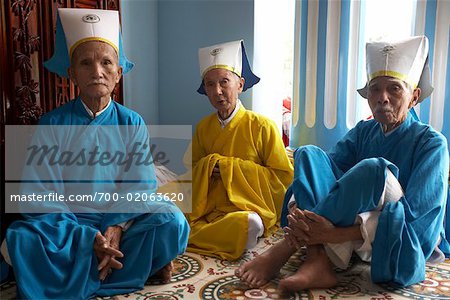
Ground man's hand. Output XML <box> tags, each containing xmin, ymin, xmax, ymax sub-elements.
<box><xmin>284</xmin><ymin>208</ymin><xmax>336</xmax><ymax>246</ymax></box>
<box><xmin>93</xmin><ymin>226</ymin><xmax>124</xmax><ymax>280</ymax></box>
<box><xmin>283</xmin><ymin>208</ymin><xmax>310</xmax><ymax>247</ymax></box>
<box><xmin>302</xmin><ymin>210</ymin><xmax>363</xmax><ymax>244</ymax></box>
<box><xmin>300</xmin><ymin>210</ymin><xmax>335</xmax><ymax>245</ymax></box>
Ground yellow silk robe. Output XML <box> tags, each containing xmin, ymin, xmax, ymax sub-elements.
<box><xmin>187</xmin><ymin>105</ymin><xmax>293</xmax><ymax>260</ymax></box>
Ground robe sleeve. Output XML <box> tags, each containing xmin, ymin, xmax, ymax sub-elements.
<box><xmin>100</xmin><ymin>122</ymin><xmax>161</xmax><ymax>231</ymax></box>
<box><xmin>19</xmin><ymin>124</ymin><xmax>74</xmax><ymax>218</ymax></box>
<box><xmin>188</xmin><ymin>153</ymin><xmax>221</xmax><ymax>221</ymax></box>
<box><xmin>371</xmin><ymin>132</ymin><xmax>449</xmax><ymax>286</ymax></box>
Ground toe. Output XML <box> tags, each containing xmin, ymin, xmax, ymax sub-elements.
<box><xmin>249</xmin><ymin>276</ymin><xmax>259</xmax><ymax>288</ymax></box>
<box><xmin>235</xmin><ymin>268</ymin><xmax>241</xmax><ymax>277</ymax></box>
<box><xmin>255</xmin><ymin>279</ymin><xmax>265</xmax><ymax>288</ymax></box>
<box><xmin>241</xmin><ymin>271</ymin><xmax>250</xmax><ymax>282</ymax></box>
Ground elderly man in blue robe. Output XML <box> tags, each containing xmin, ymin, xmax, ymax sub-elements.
<box><xmin>1</xmin><ymin>8</ymin><xmax>189</xmax><ymax>299</ymax></box>
<box><xmin>236</xmin><ymin>35</ymin><xmax>449</xmax><ymax>291</ymax></box>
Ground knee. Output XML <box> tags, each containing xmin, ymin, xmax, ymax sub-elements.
<box><xmin>174</xmin><ymin>210</ymin><xmax>190</xmax><ymax>236</ymax></box>
<box><xmin>353</xmin><ymin>158</ymin><xmax>386</xmax><ymax>173</ymax></box>
<box><xmin>353</xmin><ymin>157</ymin><xmax>398</xmax><ymax>184</ymax></box>
<box><xmin>294</xmin><ymin>145</ymin><xmax>325</xmax><ymax>161</ymax></box>
<box><xmin>348</xmin><ymin>158</ymin><xmax>385</xmax><ymax>183</ymax></box>
<box><xmin>293</xmin><ymin>145</ymin><xmax>328</xmax><ymax>168</ymax></box>
<box><xmin>164</xmin><ymin>210</ymin><xmax>190</xmax><ymax>246</ymax></box>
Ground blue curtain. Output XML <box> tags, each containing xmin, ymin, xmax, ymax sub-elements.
<box><xmin>290</xmin><ymin>0</ymin><xmax>362</xmax><ymax>150</ymax></box>
<box><xmin>414</xmin><ymin>0</ymin><xmax>450</xmax><ymax>153</ymax></box>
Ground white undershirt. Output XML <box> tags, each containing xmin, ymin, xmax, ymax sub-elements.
<box><xmin>81</xmin><ymin>98</ymin><xmax>112</xmax><ymax>119</ymax></box>
<box><xmin>381</xmin><ymin>123</ymin><xmax>400</xmax><ymax>137</ymax></box>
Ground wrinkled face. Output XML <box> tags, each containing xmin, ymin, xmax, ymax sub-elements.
<box><xmin>203</xmin><ymin>68</ymin><xmax>244</xmax><ymax>112</ymax></box>
<box><xmin>367</xmin><ymin>76</ymin><xmax>419</xmax><ymax>128</ymax></box>
<box><xmin>69</xmin><ymin>41</ymin><xmax>122</xmax><ymax>100</ymax></box>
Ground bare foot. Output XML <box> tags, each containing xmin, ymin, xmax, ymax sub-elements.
<box><xmin>235</xmin><ymin>239</ymin><xmax>296</xmax><ymax>288</ymax></box>
<box><xmin>278</xmin><ymin>245</ymin><xmax>337</xmax><ymax>292</ymax></box>
<box><xmin>154</xmin><ymin>261</ymin><xmax>174</xmax><ymax>283</ymax></box>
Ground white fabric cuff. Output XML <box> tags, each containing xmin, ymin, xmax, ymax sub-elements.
<box><xmin>116</xmin><ymin>220</ymin><xmax>133</xmax><ymax>231</ymax></box>
<box><xmin>324</xmin><ymin>241</ymin><xmax>354</xmax><ymax>269</ymax></box>
<box><xmin>155</xmin><ymin>163</ymin><xmax>178</xmax><ymax>187</ymax></box>
<box><xmin>288</xmin><ymin>194</ymin><xmax>297</xmax><ymax>213</ymax></box>
<box><xmin>246</xmin><ymin>212</ymin><xmax>264</xmax><ymax>250</ymax></box>
<box><xmin>354</xmin><ymin>168</ymin><xmax>404</xmax><ymax>262</ymax></box>
<box><xmin>1</xmin><ymin>239</ymin><xmax>11</xmax><ymax>266</ymax></box>
<box><xmin>354</xmin><ymin>211</ymin><xmax>380</xmax><ymax>261</ymax></box>
<box><xmin>383</xmin><ymin>168</ymin><xmax>404</xmax><ymax>203</ymax></box>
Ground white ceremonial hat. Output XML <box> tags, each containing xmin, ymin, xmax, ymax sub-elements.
<box><xmin>199</xmin><ymin>40</ymin><xmax>243</xmax><ymax>78</ymax></box>
<box><xmin>59</xmin><ymin>8</ymin><xmax>120</xmax><ymax>58</ymax></box>
<box><xmin>44</xmin><ymin>8</ymin><xmax>134</xmax><ymax>77</ymax></box>
<box><xmin>358</xmin><ymin>36</ymin><xmax>433</xmax><ymax>103</ymax></box>
<box><xmin>197</xmin><ymin>40</ymin><xmax>260</xmax><ymax>94</ymax></box>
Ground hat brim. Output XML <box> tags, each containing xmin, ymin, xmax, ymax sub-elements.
<box><xmin>357</xmin><ymin>57</ymin><xmax>433</xmax><ymax>103</ymax></box>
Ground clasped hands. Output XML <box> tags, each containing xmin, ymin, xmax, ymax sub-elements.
<box><xmin>283</xmin><ymin>207</ymin><xmax>336</xmax><ymax>248</ymax></box>
<box><xmin>93</xmin><ymin>225</ymin><xmax>124</xmax><ymax>281</ymax></box>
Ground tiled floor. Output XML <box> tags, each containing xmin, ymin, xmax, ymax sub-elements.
<box><xmin>2</xmin><ymin>229</ymin><xmax>450</xmax><ymax>299</ymax></box>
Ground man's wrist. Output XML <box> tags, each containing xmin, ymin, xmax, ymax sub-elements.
<box><xmin>325</xmin><ymin>227</ymin><xmax>339</xmax><ymax>243</ymax></box>
<box><xmin>331</xmin><ymin>226</ymin><xmax>363</xmax><ymax>244</ymax></box>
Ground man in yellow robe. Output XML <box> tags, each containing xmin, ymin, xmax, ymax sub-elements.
<box><xmin>187</xmin><ymin>40</ymin><xmax>293</xmax><ymax>260</ymax></box>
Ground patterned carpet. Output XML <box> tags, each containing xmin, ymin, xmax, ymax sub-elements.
<box><xmin>1</xmin><ymin>229</ymin><xmax>450</xmax><ymax>299</ymax></box>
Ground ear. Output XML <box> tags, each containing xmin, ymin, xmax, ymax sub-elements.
<box><xmin>409</xmin><ymin>87</ymin><xmax>421</xmax><ymax>108</ymax></box>
<box><xmin>115</xmin><ymin>67</ymin><xmax>123</xmax><ymax>84</ymax></box>
<box><xmin>68</xmin><ymin>67</ymin><xmax>77</xmax><ymax>85</ymax></box>
<box><xmin>238</xmin><ymin>77</ymin><xmax>245</xmax><ymax>93</ymax></box>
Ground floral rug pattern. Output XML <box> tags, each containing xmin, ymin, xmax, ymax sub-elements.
<box><xmin>1</xmin><ymin>229</ymin><xmax>450</xmax><ymax>300</ymax></box>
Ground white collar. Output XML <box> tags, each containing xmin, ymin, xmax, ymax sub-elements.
<box><xmin>218</xmin><ymin>100</ymin><xmax>241</xmax><ymax>128</ymax></box>
<box><xmin>380</xmin><ymin>123</ymin><xmax>400</xmax><ymax>137</ymax></box>
<box><xmin>81</xmin><ymin>98</ymin><xmax>111</xmax><ymax>119</ymax></box>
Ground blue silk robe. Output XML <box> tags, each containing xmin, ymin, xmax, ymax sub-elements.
<box><xmin>6</xmin><ymin>98</ymin><xmax>189</xmax><ymax>299</ymax></box>
<box><xmin>282</xmin><ymin>111</ymin><xmax>449</xmax><ymax>286</ymax></box>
